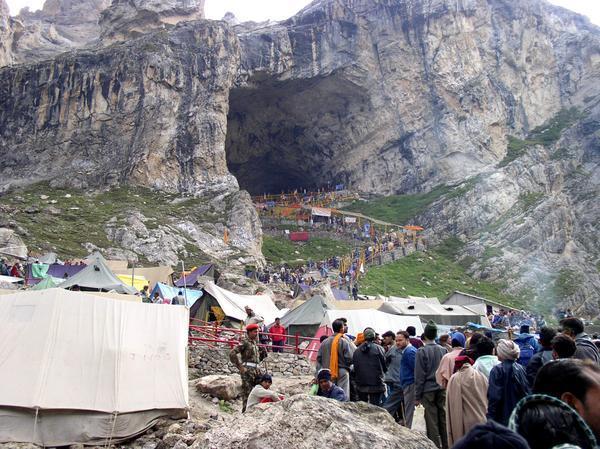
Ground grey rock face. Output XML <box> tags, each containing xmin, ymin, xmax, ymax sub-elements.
<box><xmin>0</xmin><ymin>21</ymin><xmax>239</xmax><ymax>196</ymax></box>
<box><xmin>8</xmin><ymin>0</ymin><xmax>111</xmax><ymax>65</ymax></box>
<box><xmin>99</xmin><ymin>0</ymin><xmax>205</xmax><ymax>44</ymax></box>
<box><xmin>203</xmin><ymin>394</ymin><xmax>436</xmax><ymax>449</ymax></box>
<box><xmin>419</xmin><ymin>102</ymin><xmax>600</xmax><ymax>317</ymax></box>
<box><xmin>0</xmin><ymin>0</ymin><xmax>13</xmax><ymax>66</ymax></box>
<box><xmin>227</xmin><ymin>0</ymin><xmax>600</xmax><ymax>195</ymax></box>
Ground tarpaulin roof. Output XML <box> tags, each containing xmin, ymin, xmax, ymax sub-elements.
<box><xmin>203</xmin><ymin>281</ymin><xmax>280</xmax><ymax>324</ymax></box>
<box><xmin>387</xmin><ymin>295</ymin><xmax>441</xmax><ymax>305</ymax></box>
<box><xmin>175</xmin><ymin>264</ymin><xmax>214</xmax><ymax>287</ymax></box>
<box><xmin>30</xmin><ymin>277</ymin><xmax>62</xmax><ymax>290</ymax></box>
<box><xmin>59</xmin><ymin>254</ymin><xmax>138</xmax><ymax>295</ymax></box>
<box><xmin>80</xmin><ymin>291</ymin><xmax>142</xmax><ymax>303</ymax></box>
<box><xmin>150</xmin><ymin>282</ymin><xmax>203</xmax><ymax>308</ymax></box>
<box><xmin>280</xmin><ymin>295</ymin><xmax>333</xmax><ymax>327</ymax></box>
<box><xmin>0</xmin><ymin>289</ymin><xmax>189</xmax><ymax>414</ymax></box>
<box><xmin>115</xmin><ymin>266</ymin><xmax>174</xmax><ymax>288</ymax></box>
<box><xmin>47</xmin><ymin>263</ymin><xmax>86</xmax><ymax>279</ymax></box>
<box><xmin>311</xmin><ymin>207</ymin><xmax>332</xmax><ymax>217</ymax></box>
<box><xmin>0</xmin><ymin>275</ymin><xmax>23</xmax><ymax>284</ymax></box>
<box><xmin>378</xmin><ymin>301</ymin><xmax>484</xmax><ymax>326</ymax></box>
<box><xmin>117</xmin><ymin>274</ymin><xmax>149</xmax><ymax>292</ymax></box>
<box><xmin>331</xmin><ymin>288</ymin><xmax>349</xmax><ymax>300</ymax></box>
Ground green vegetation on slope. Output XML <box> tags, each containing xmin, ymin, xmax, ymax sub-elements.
<box><xmin>0</xmin><ymin>182</ymin><xmax>217</xmax><ymax>260</ymax></box>
<box><xmin>499</xmin><ymin>108</ymin><xmax>584</xmax><ymax>167</ymax></box>
<box><xmin>360</xmin><ymin>250</ymin><xmax>524</xmax><ymax>308</ymax></box>
<box><xmin>342</xmin><ymin>179</ymin><xmax>477</xmax><ymax>225</ymax></box>
<box><xmin>553</xmin><ymin>269</ymin><xmax>583</xmax><ymax>299</ymax></box>
<box><xmin>262</xmin><ymin>235</ymin><xmax>354</xmax><ymax>266</ymax></box>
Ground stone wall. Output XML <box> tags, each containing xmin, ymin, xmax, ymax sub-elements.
<box><xmin>189</xmin><ymin>345</ymin><xmax>313</xmax><ymax>376</ymax></box>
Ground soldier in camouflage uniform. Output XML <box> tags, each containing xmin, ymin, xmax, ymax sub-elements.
<box><xmin>229</xmin><ymin>323</ymin><xmax>268</xmax><ymax>412</ymax></box>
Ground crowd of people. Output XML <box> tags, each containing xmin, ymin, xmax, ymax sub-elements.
<box><xmin>229</xmin><ymin>314</ymin><xmax>600</xmax><ymax>448</ymax></box>
<box><xmin>250</xmin><ymin>227</ymin><xmax>422</xmax><ymax>298</ymax></box>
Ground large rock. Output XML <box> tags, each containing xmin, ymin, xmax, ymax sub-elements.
<box><xmin>100</xmin><ymin>0</ymin><xmax>205</xmax><ymax>44</ymax></box>
<box><xmin>202</xmin><ymin>394</ymin><xmax>436</xmax><ymax>449</ymax></box>
<box><xmin>0</xmin><ymin>227</ymin><xmax>27</xmax><ymax>259</ymax></box>
<box><xmin>8</xmin><ymin>0</ymin><xmax>111</xmax><ymax>66</ymax></box>
<box><xmin>0</xmin><ymin>0</ymin><xmax>13</xmax><ymax>66</ymax></box>
<box><xmin>195</xmin><ymin>374</ymin><xmax>241</xmax><ymax>401</ymax></box>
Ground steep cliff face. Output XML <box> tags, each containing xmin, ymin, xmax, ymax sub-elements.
<box><xmin>2</xmin><ymin>0</ymin><xmax>207</xmax><ymax>66</ymax></box>
<box><xmin>99</xmin><ymin>0</ymin><xmax>205</xmax><ymax>44</ymax></box>
<box><xmin>9</xmin><ymin>0</ymin><xmax>111</xmax><ymax>65</ymax></box>
<box><xmin>226</xmin><ymin>0</ymin><xmax>599</xmax><ymax>195</ymax></box>
<box><xmin>0</xmin><ymin>20</ymin><xmax>239</xmax><ymax>195</ymax></box>
<box><xmin>418</xmin><ymin>102</ymin><xmax>600</xmax><ymax>317</ymax></box>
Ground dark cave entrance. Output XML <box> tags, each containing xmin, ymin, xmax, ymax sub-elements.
<box><xmin>225</xmin><ymin>74</ymin><xmax>371</xmax><ymax>196</ymax></box>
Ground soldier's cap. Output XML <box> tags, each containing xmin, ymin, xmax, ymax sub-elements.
<box><xmin>246</xmin><ymin>323</ymin><xmax>259</xmax><ymax>332</ymax></box>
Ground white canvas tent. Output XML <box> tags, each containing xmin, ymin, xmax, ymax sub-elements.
<box><xmin>378</xmin><ymin>301</ymin><xmax>487</xmax><ymax>326</ymax></box>
<box><xmin>319</xmin><ymin>309</ymin><xmax>424</xmax><ymax>336</ymax></box>
<box><xmin>305</xmin><ymin>309</ymin><xmax>423</xmax><ymax>361</ymax></box>
<box><xmin>0</xmin><ymin>289</ymin><xmax>189</xmax><ymax>446</ymax></box>
<box><xmin>202</xmin><ymin>281</ymin><xmax>280</xmax><ymax>325</ymax></box>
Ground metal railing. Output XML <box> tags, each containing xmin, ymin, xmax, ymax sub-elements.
<box><xmin>188</xmin><ymin>318</ymin><xmax>321</xmax><ymax>355</ymax></box>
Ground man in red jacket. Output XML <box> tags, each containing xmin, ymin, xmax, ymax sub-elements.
<box><xmin>269</xmin><ymin>317</ymin><xmax>287</xmax><ymax>353</ymax></box>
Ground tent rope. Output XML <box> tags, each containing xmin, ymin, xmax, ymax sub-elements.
<box><xmin>32</xmin><ymin>407</ymin><xmax>39</xmax><ymax>445</ymax></box>
<box><xmin>105</xmin><ymin>411</ymin><xmax>119</xmax><ymax>449</ymax></box>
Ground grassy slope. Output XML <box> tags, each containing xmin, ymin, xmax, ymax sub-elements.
<box><xmin>0</xmin><ymin>182</ymin><xmax>216</xmax><ymax>262</ymax></box>
<box><xmin>262</xmin><ymin>235</ymin><xmax>354</xmax><ymax>266</ymax></box>
<box><xmin>360</xmin><ymin>250</ymin><xmax>524</xmax><ymax>308</ymax></box>
<box><xmin>342</xmin><ymin>185</ymin><xmax>452</xmax><ymax>224</ymax></box>
<box><xmin>499</xmin><ymin>107</ymin><xmax>583</xmax><ymax>167</ymax></box>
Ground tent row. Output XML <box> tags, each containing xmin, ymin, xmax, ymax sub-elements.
<box><xmin>280</xmin><ymin>293</ymin><xmax>490</xmax><ymax>339</ymax></box>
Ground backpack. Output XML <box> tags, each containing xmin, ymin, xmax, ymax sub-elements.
<box><xmin>516</xmin><ymin>340</ymin><xmax>535</xmax><ymax>367</ymax></box>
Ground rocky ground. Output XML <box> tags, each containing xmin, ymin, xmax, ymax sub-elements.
<box><xmin>0</xmin><ymin>374</ymin><xmax>429</xmax><ymax>449</ymax></box>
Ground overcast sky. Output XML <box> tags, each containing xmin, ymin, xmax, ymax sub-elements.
<box><xmin>5</xmin><ymin>0</ymin><xmax>600</xmax><ymax>25</ymax></box>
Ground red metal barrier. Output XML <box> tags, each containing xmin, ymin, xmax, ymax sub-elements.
<box><xmin>188</xmin><ymin>320</ymin><xmax>321</xmax><ymax>355</ymax></box>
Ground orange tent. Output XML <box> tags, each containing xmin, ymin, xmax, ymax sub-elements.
<box><xmin>403</xmin><ymin>225</ymin><xmax>424</xmax><ymax>231</ymax></box>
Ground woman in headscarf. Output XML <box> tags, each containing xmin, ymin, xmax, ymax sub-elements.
<box><xmin>509</xmin><ymin>394</ymin><xmax>597</xmax><ymax>449</ymax></box>
<box><xmin>445</xmin><ymin>355</ymin><xmax>489</xmax><ymax>446</ymax></box>
<box><xmin>487</xmin><ymin>339</ymin><xmax>531</xmax><ymax>425</ymax></box>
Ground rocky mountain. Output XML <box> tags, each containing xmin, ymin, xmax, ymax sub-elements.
<box><xmin>0</xmin><ymin>0</ymin><xmax>598</xmax><ymax>315</ymax></box>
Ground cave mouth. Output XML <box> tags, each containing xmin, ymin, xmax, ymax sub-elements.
<box><xmin>225</xmin><ymin>74</ymin><xmax>370</xmax><ymax>196</ymax></box>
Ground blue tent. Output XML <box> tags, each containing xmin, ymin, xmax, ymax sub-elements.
<box><xmin>150</xmin><ymin>282</ymin><xmax>203</xmax><ymax>307</ymax></box>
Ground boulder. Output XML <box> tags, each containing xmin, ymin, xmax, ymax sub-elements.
<box><xmin>202</xmin><ymin>394</ymin><xmax>436</xmax><ymax>449</ymax></box>
<box><xmin>195</xmin><ymin>374</ymin><xmax>241</xmax><ymax>401</ymax></box>
<box><xmin>0</xmin><ymin>227</ymin><xmax>27</xmax><ymax>259</ymax></box>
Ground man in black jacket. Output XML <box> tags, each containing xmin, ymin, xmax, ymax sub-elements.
<box><xmin>526</xmin><ymin>326</ymin><xmax>556</xmax><ymax>385</ymax></box>
<box><xmin>352</xmin><ymin>327</ymin><xmax>386</xmax><ymax>405</ymax></box>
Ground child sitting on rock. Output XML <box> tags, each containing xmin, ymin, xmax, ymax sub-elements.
<box><xmin>245</xmin><ymin>374</ymin><xmax>284</xmax><ymax>411</ymax></box>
